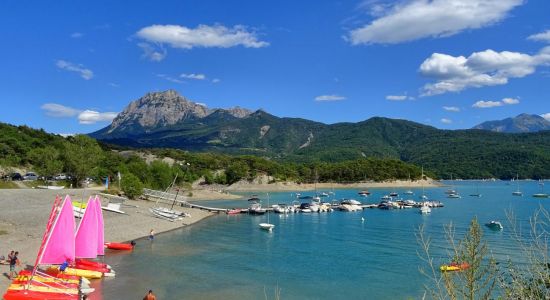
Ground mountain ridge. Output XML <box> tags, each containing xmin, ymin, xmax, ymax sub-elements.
<box><xmin>473</xmin><ymin>113</ymin><xmax>550</xmax><ymax>133</ymax></box>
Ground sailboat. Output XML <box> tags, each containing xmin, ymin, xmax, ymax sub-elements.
<box><xmin>469</xmin><ymin>182</ymin><xmax>482</xmax><ymax>197</ymax></box>
<box><xmin>447</xmin><ymin>174</ymin><xmax>461</xmax><ymax>198</ymax></box>
<box><xmin>259</xmin><ymin>193</ymin><xmax>275</xmax><ymax>231</ymax></box>
<box><xmin>419</xmin><ymin>167</ymin><xmax>428</xmax><ymax>200</ymax></box>
<box><xmin>533</xmin><ymin>181</ymin><xmax>549</xmax><ymax>198</ymax></box>
<box><xmin>512</xmin><ymin>173</ymin><xmax>522</xmax><ymax>196</ymax></box>
<box><xmin>404</xmin><ymin>173</ymin><xmax>414</xmax><ymax>195</ymax></box>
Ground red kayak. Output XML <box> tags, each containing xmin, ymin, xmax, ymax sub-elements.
<box><xmin>73</xmin><ymin>262</ymin><xmax>110</xmax><ymax>273</ymax></box>
<box><xmin>105</xmin><ymin>242</ymin><xmax>133</xmax><ymax>250</ymax></box>
<box><xmin>76</xmin><ymin>258</ymin><xmax>109</xmax><ymax>269</ymax></box>
<box><xmin>3</xmin><ymin>290</ymin><xmax>78</xmax><ymax>300</ymax></box>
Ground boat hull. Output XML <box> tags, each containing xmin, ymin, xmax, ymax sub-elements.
<box><xmin>105</xmin><ymin>242</ymin><xmax>133</xmax><ymax>250</ymax></box>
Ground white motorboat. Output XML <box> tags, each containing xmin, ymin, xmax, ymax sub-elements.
<box><xmin>404</xmin><ymin>190</ymin><xmax>414</xmax><ymax>195</ymax></box>
<box><xmin>259</xmin><ymin>223</ymin><xmax>275</xmax><ymax>231</ymax></box>
<box><xmin>420</xmin><ymin>204</ymin><xmax>431</xmax><ymax>214</ymax></box>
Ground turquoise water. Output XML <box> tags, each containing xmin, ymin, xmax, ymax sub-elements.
<box><xmin>94</xmin><ymin>181</ymin><xmax>549</xmax><ymax>299</ymax></box>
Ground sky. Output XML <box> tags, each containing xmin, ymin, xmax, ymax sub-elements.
<box><xmin>0</xmin><ymin>0</ymin><xmax>549</xmax><ymax>134</ymax></box>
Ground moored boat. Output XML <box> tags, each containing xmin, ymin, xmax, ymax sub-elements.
<box><xmin>485</xmin><ymin>221</ymin><xmax>503</xmax><ymax>231</ymax></box>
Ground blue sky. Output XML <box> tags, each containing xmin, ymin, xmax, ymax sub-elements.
<box><xmin>0</xmin><ymin>0</ymin><xmax>549</xmax><ymax>134</ymax></box>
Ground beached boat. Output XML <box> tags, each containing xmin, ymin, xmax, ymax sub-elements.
<box><xmin>105</xmin><ymin>242</ymin><xmax>133</xmax><ymax>250</ymax></box>
<box><xmin>37</xmin><ymin>185</ymin><xmax>65</xmax><ymax>190</ymax></box>
<box><xmin>485</xmin><ymin>221</ymin><xmax>503</xmax><ymax>231</ymax></box>
<box><xmin>102</xmin><ymin>202</ymin><xmax>126</xmax><ymax>214</ymax></box>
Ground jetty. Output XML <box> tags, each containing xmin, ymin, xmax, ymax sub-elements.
<box><xmin>142</xmin><ymin>188</ymin><xmax>228</xmax><ymax>213</ymax></box>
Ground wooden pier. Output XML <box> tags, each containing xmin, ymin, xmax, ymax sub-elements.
<box><xmin>142</xmin><ymin>188</ymin><xmax>229</xmax><ymax>213</ymax></box>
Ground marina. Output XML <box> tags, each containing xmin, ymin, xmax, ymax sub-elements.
<box><xmin>96</xmin><ymin>180</ymin><xmax>549</xmax><ymax>299</ymax></box>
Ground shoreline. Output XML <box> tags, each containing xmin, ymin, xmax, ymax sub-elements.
<box><xmin>0</xmin><ymin>189</ymin><xmax>213</xmax><ymax>293</ymax></box>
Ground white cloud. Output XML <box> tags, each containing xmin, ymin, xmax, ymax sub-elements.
<box><xmin>156</xmin><ymin>73</ymin><xmax>183</xmax><ymax>84</ymax></box>
<box><xmin>472</xmin><ymin>100</ymin><xmax>503</xmax><ymax>108</ymax></box>
<box><xmin>502</xmin><ymin>97</ymin><xmax>520</xmax><ymax>105</ymax></box>
<box><xmin>314</xmin><ymin>94</ymin><xmax>346</xmax><ymax>101</ymax></box>
<box><xmin>41</xmin><ymin>103</ymin><xmax>81</xmax><ymax>117</ymax></box>
<box><xmin>419</xmin><ymin>48</ymin><xmax>550</xmax><ymax>96</ymax></box>
<box><xmin>386</xmin><ymin>95</ymin><xmax>407</xmax><ymax>101</ymax></box>
<box><xmin>472</xmin><ymin>97</ymin><xmax>519</xmax><ymax>108</ymax></box>
<box><xmin>440</xmin><ymin>118</ymin><xmax>452</xmax><ymax>124</ymax></box>
<box><xmin>136</xmin><ymin>24</ymin><xmax>268</xmax><ymax>55</ymax></box>
<box><xmin>78</xmin><ymin>110</ymin><xmax>118</xmax><ymax>124</ymax></box>
<box><xmin>56</xmin><ymin>60</ymin><xmax>94</xmax><ymax>80</ymax></box>
<box><xmin>528</xmin><ymin>30</ymin><xmax>550</xmax><ymax>43</ymax></box>
<box><xmin>70</xmin><ymin>32</ymin><xmax>83</xmax><ymax>38</ymax></box>
<box><xmin>443</xmin><ymin>106</ymin><xmax>460</xmax><ymax>112</ymax></box>
<box><xmin>181</xmin><ymin>73</ymin><xmax>206</xmax><ymax>80</ymax></box>
<box><xmin>212</xmin><ymin>78</ymin><xmax>221</xmax><ymax>83</ymax></box>
<box><xmin>138</xmin><ymin>42</ymin><xmax>167</xmax><ymax>62</ymax></box>
<box><xmin>348</xmin><ymin>0</ymin><xmax>523</xmax><ymax>45</ymax></box>
<box><xmin>541</xmin><ymin>113</ymin><xmax>550</xmax><ymax>121</ymax></box>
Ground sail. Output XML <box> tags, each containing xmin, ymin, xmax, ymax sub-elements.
<box><xmin>75</xmin><ymin>197</ymin><xmax>98</xmax><ymax>258</ymax></box>
<box><xmin>39</xmin><ymin>195</ymin><xmax>76</xmax><ymax>264</ymax></box>
<box><xmin>95</xmin><ymin>196</ymin><xmax>105</xmax><ymax>255</ymax></box>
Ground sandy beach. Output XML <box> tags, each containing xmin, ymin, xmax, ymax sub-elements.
<box><xmin>0</xmin><ymin>188</ymin><xmax>213</xmax><ymax>293</ymax></box>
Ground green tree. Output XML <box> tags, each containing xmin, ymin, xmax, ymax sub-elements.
<box><xmin>120</xmin><ymin>173</ymin><xmax>143</xmax><ymax>199</ymax></box>
<box><xmin>28</xmin><ymin>146</ymin><xmax>63</xmax><ymax>183</ymax></box>
<box><xmin>63</xmin><ymin>135</ymin><xmax>103</xmax><ymax>187</ymax></box>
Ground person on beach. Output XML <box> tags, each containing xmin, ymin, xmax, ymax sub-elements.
<box><xmin>149</xmin><ymin>229</ymin><xmax>155</xmax><ymax>240</ymax></box>
<box><xmin>8</xmin><ymin>251</ymin><xmax>20</xmax><ymax>279</ymax></box>
<box><xmin>143</xmin><ymin>290</ymin><xmax>156</xmax><ymax>300</ymax></box>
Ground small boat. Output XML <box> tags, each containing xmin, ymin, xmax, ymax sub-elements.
<box><xmin>389</xmin><ymin>192</ymin><xmax>398</xmax><ymax>197</ymax></box>
<box><xmin>105</xmin><ymin>242</ymin><xmax>134</xmax><ymax>250</ymax></box>
<box><xmin>102</xmin><ymin>202</ymin><xmax>126</xmax><ymax>214</ymax></box>
<box><xmin>447</xmin><ymin>193</ymin><xmax>461</xmax><ymax>199</ymax></box>
<box><xmin>533</xmin><ymin>193</ymin><xmax>549</xmax><ymax>198</ymax></box>
<box><xmin>358</xmin><ymin>190</ymin><xmax>371</xmax><ymax>196</ymax></box>
<box><xmin>259</xmin><ymin>223</ymin><xmax>275</xmax><ymax>231</ymax></box>
<box><xmin>76</xmin><ymin>258</ymin><xmax>110</xmax><ymax>270</ymax></box>
<box><xmin>37</xmin><ymin>185</ymin><xmax>65</xmax><ymax>190</ymax></box>
<box><xmin>485</xmin><ymin>221</ymin><xmax>503</xmax><ymax>231</ymax></box>
<box><xmin>318</xmin><ymin>192</ymin><xmax>329</xmax><ymax>197</ymax></box>
<box><xmin>440</xmin><ymin>262</ymin><xmax>470</xmax><ymax>272</ymax></box>
<box><xmin>50</xmin><ymin>266</ymin><xmax>103</xmax><ymax>279</ymax></box>
<box><xmin>404</xmin><ymin>190</ymin><xmax>414</xmax><ymax>195</ymax></box>
<box><xmin>419</xmin><ymin>204</ymin><xmax>431</xmax><ymax>214</ymax></box>
<box><xmin>227</xmin><ymin>208</ymin><xmax>242</xmax><ymax>215</ymax></box>
<box><xmin>259</xmin><ymin>193</ymin><xmax>275</xmax><ymax>231</ymax></box>
<box><xmin>381</xmin><ymin>195</ymin><xmax>392</xmax><ymax>200</ymax></box>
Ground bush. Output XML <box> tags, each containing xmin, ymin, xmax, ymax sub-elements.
<box><xmin>121</xmin><ymin>173</ymin><xmax>143</xmax><ymax>199</ymax></box>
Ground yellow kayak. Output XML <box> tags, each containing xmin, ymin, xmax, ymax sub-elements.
<box><xmin>52</xmin><ymin>266</ymin><xmax>102</xmax><ymax>279</ymax></box>
<box><xmin>16</xmin><ymin>274</ymin><xmax>79</xmax><ymax>285</ymax></box>
<box><xmin>440</xmin><ymin>263</ymin><xmax>470</xmax><ymax>272</ymax></box>
<box><xmin>72</xmin><ymin>201</ymin><xmax>87</xmax><ymax>208</ymax></box>
<box><xmin>8</xmin><ymin>283</ymin><xmax>79</xmax><ymax>294</ymax></box>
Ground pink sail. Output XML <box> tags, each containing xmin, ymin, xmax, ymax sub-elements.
<box><xmin>75</xmin><ymin>196</ymin><xmax>98</xmax><ymax>258</ymax></box>
<box><xmin>39</xmin><ymin>195</ymin><xmax>76</xmax><ymax>264</ymax></box>
<box><xmin>95</xmin><ymin>196</ymin><xmax>105</xmax><ymax>255</ymax></box>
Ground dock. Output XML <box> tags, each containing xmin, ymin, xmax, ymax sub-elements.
<box><xmin>142</xmin><ymin>188</ymin><xmax>228</xmax><ymax>213</ymax></box>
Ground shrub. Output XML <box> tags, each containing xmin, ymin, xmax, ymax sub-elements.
<box><xmin>121</xmin><ymin>173</ymin><xmax>143</xmax><ymax>199</ymax></box>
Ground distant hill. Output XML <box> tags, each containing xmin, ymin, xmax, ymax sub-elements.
<box><xmin>90</xmin><ymin>90</ymin><xmax>550</xmax><ymax>179</ymax></box>
<box><xmin>473</xmin><ymin>113</ymin><xmax>550</xmax><ymax>133</ymax></box>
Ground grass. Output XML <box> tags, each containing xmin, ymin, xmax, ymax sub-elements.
<box><xmin>0</xmin><ymin>181</ymin><xmax>18</xmax><ymax>189</ymax></box>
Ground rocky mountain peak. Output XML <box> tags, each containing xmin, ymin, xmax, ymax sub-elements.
<box><xmin>473</xmin><ymin>113</ymin><xmax>550</xmax><ymax>133</ymax></box>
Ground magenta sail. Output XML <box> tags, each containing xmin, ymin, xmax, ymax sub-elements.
<box><xmin>39</xmin><ymin>195</ymin><xmax>76</xmax><ymax>264</ymax></box>
<box><xmin>95</xmin><ymin>196</ymin><xmax>105</xmax><ymax>256</ymax></box>
<box><xmin>75</xmin><ymin>197</ymin><xmax>98</xmax><ymax>258</ymax></box>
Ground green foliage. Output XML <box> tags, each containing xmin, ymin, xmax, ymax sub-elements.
<box><xmin>120</xmin><ymin>172</ymin><xmax>143</xmax><ymax>199</ymax></box>
<box><xmin>63</xmin><ymin>135</ymin><xmax>104</xmax><ymax>186</ymax></box>
<box><xmin>28</xmin><ymin>146</ymin><xmax>63</xmax><ymax>182</ymax></box>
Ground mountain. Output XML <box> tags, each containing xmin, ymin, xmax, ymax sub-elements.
<box><xmin>91</xmin><ymin>91</ymin><xmax>550</xmax><ymax>179</ymax></box>
<box><xmin>473</xmin><ymin>113</ymin><xmax>550</xmax><ymax>133</ymax></box>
